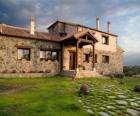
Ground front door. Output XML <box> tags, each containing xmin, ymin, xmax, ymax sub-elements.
<box><xmin>69</xmin><ymin>52</ymin><xmax>76</xmax><ymax>70</ymax></box>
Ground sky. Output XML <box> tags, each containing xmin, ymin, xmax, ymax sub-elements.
<box><xmin>0</xmin><ymin>0</ymin><xmax>140</xmax><ymax>66</ymax></box>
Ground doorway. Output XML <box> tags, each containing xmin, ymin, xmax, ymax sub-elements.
<box><xmin>69</xmin><ymin>52</ymin><xmax>76</xmax><ymax>70</ymax></box>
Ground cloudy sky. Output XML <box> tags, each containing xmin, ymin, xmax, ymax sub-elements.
<box><xmin>0</xmin><ymin>0</ymin><xmax>140</xmax><ymax>66</ymax></box>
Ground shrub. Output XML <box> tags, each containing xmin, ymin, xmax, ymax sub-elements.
<box><xmin>79</xmin><ymin>84</ymin><xmax>89</xmax><ymax>95</ymax></box>
<box><xmin>115</xmin><ymin>73</ymin><xmax>125</xmax><ymax>79</ymax></box>
<box><xmin>134</xmin><ymin>85</ymin><xmax>140</xmax><ymax>92</ymax></box>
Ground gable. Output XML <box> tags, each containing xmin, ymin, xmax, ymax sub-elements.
<box><xmin>74</xmin><ymin>31</ymin><xmax>98</xmax><ymax>43</ymax></box>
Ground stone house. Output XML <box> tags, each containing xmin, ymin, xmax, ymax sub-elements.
<box><xmin>0</xmin><ymin>17</ymin><xmax>124</xmax><ymax>77</ymax></box>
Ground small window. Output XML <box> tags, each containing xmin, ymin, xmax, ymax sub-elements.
<box><xmin>102</xmin><ymin>36</ymin><xmax>109</xmax><ymax>45</ymax></box>
<box><xmin>102</xmin><ymin>55</ymin><xmax>109</xmax><ymax>64</ymax></box>
<box><xmin>52</xmin><ymin>51</ymin><xmax>57</xmax><ymax>59</ymax></box>
<box><xmin>40</xmin><ymin>50</ymin><xmax>58</xmax><ymax>61</ymax></box>
<box><xmin>95</xmin><ymin>54</ymin><xmax>97</xmax><ymax>63</ymax></box>
<box><xmin>84</xmin><ymin>54</ymin><xmax>90</xmax><ymax>63</ymax></box>
<box><xmin>18</xmin><ymin>48</ymin><xmax>30</xmax><ymax>60</ymax></box>
<box><xmin>40</xmin><ymin>50</ymin><xmax>46</xmax><ymax>59</ymax></box>
<box><xmin>46</xmin><ymin>51</ymin><xmax>51</xmax><ymax>59</ymax></box>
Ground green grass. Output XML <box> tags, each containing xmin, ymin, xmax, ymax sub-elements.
<box><xmin>0</xmin><ymin>76</ymin><xmax>140</xmax><ymax>116</ymax></box>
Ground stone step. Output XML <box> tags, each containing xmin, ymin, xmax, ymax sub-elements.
<box><xmin>61</xmin><ymin>70</ymin><xmax>101</xmax><ymax>77</ymax></box>
<box><xmin>60</xmin><ymin>70</ymin><xmax>76</xmax><ymax>77</ymax></box>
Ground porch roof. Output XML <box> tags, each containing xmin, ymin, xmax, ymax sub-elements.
<box><xmin>60</xmin><ymin>30</ymin><xmax>98</xmax><ymax>43</ymax></box>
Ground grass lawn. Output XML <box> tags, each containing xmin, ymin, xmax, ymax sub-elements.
<box><xmin>0</xmin><ymin>76</ymin><xmax>140</xmax><ymax>116</ymax></box>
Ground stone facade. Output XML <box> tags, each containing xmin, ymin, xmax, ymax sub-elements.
<box><xmin>0</xmin><ymin>36</ymin><xmax>61</xmax><ymax>75</ymax></box>
<box><xmin>0</xmin><ymin>20</ymin><xmax>124</xmax><ymax>77</ymax></box>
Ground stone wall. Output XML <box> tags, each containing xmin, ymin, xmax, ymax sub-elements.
<box><xmin>0</xmin><ymin>35</ymin><xmax>61</xmax><ymax>75</ymax></box>
<box><xmin>82</xmin><ymin>46</ymin><xmax>124</xmax><ymax>75</ymax></box>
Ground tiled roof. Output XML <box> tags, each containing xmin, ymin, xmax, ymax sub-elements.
<box><xmin>0</xmin><ymin>24</ymin><xmax>60</xmax><ymax>42</ymax></box>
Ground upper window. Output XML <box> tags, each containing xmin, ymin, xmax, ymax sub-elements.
<box><xmin>18</xmin><ymin>48</ymin><xmax>30</xmax><ymax>60</ymax></box>
<box><xmin>40</xmin><ymin>50</ymin><xmax>58</xmax><ymax>61</ymax></box>
<box><xmin>102</xmin><ymin>55</ymin><xmax>109</xmax><ymax>64</ymax></box>
<box><xmin>102</xmin><ymin>36</ymin><xmax>109</xmax><ymax>45</ymax></box>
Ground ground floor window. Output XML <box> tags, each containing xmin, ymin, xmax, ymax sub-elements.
<box><xmin>102</xmin><ymin>55</ymin><xmax>109</xmax><ymax>64</ymax></box>
<box><xmin>84</xmin><ymin>54</ymin><xmax>90</xmax><ymax>63</ymax></box>
<box><xmin>18</xmin><ymin>48</ymin><xmax>30</xmax><ymax>60</ymax></box>
<box><xmin>95</xmin><ymin>54</ymin><xmax>97</xmax><ymax>63</ymax></box>
<box><xmin>40</xmin><ymin>50</ymin><xmax>58</xmax><ymax>61</ymax></box>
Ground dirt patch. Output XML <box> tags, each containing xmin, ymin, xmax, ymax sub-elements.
<box><xmin>0</xmin><ymin>84</ymin><xmax>32</xmax><ymax>95</ymax></box>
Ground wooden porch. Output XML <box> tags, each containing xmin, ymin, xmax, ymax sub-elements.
<box><xmin>60</xmin><ymin>30</ymin><xmax>99</xmax><ymax>78</ymax></box>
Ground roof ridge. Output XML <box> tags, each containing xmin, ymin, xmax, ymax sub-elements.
<box><xmin>0</xmin><ymin>24</ymin><xmax>30</xmax><ymax>31</ymax></box>
<box><xmin>0</xmin><ymin>24</ymin><xmax>50</xmax><ymax>34</ymax></box>
<box><xmin>48</xmin><ymin>20</ymin><xmax>118</xmax><ymax>37</ymax></box>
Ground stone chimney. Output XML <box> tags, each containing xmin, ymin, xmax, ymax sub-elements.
<box><xmin>107</xmin><ymin>21</ymin><xmax>111</xmax><ymax>33</ymax></box>
<box><xmin>96</xmin><ymin>17</ymin><xmax>100</xmax><ymax>30</ymax></box>
<box><xmin>30</xmin><ymin>16</ymin><xmax>35</xmax><ymax>35</ymax></box>
<box><xmin>0</xmin><ymin>25</ymin><xmax>2</xmax><ymax>33</ymax></box>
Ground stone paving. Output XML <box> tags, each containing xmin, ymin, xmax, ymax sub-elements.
<box><xmin>77</xmin><ymin>79</ymin><xmax>140</xmax><ymax>116</ymax></box>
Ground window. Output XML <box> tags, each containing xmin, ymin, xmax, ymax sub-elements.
<box><xmin>18</xmin><ymin>48</ymin><xmax>30</xmax><ymax>60</ymax></box>
<box><xmin>52</xmin><ymin>51</ymin><xmax>57</xmax><ymax>59</ymax></box>
<box><xmin>84</xmin><ymin>54</ymin><xmax>90</xmax><ymax>63</ymax></box>
<box><xmin>102</xmin><ymin>36</ymin><xmax>109</xmax><ymax>45</ymax></box>
<box><xmin>95</xmin><ymin>54</ymin><xmax>97</xmax><ymax>63</ymax></box>
<box><xmin>102</xmin><ymin>55</ymin><xmax>109</xmax><ymax>64</ymax></box>
<box><xmin>40</xmin><ymin>50</ymin><xmax>58</xmax><ymax>61</ymax></box>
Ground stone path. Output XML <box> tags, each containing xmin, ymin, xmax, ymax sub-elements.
<box><xmin>77</xmin><ymin>79</ymin><xmax>140</xmax><ymax>116</ymax></box>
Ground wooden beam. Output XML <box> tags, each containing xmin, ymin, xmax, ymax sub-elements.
<box><xmin>61</xmin><ymin>43</ymin><xmax>64</xmax><ymax>71</ymax></box>
<box><xmin>76</xmin><ymin>40</ymin><xmax>79</xmax><ymax>70</ymax></box>
<box><xmin>92</xmin><ymin>43</ymin><xmax>95</xmax><ymax>69</ymax></box>
<box><xmin>79</xmin><ymin>38</ymin><xmax>93</xmax><ymax>44</ymax></box>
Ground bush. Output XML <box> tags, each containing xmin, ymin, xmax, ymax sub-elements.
<box><xmin>107</xmin><ymin>73</ymin><xmax>125</xmax><ymax>79</ymax></box>
<box><xmin>124</xmin><ymin>66</ymin><xmax>140</xmax><ymax>77</ymax></box>
<box><xmin>79</xmin><ymin>84</ymin><xmax>89</xmax><ymax>95</ymax></box>
<box><xmin>134</xmin><ymin>85</ymin><xmax>140</xmax><ymax>92</ymax></box>
<box><xmin>112</xmin><ymin>73</ymin><xmax>125</xmax><ymax>79</ymax></box>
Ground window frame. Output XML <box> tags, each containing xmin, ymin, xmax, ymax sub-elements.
<box><xmin>84</xmin><ymin>53</ymin><xmax>90</xmax><ymax>63</ymax></box>
<box><xmin>95</xmin><ymin>54</ymin><xmax>97</xmax><ymax>63</ymax></box>
<box><xmin>102</xmin><ymin>35</ymin><xmax>109</xmax><ymax>45</ymax></box>
<box><xmin>39</xmin><ymin>49</ymin><xmax>59</xmax><ymax>61</ymax></box>
<box><xmin>102</xmin><ymin>55</ymin><xmax>109</xmax><ymax>64</ymax></box>
<box><xmin>17</xmin><ymin>48</ymin><xmax>31</xmax><ymax>61</ymax></box>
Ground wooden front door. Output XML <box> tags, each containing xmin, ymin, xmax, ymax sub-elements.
<box><xmin>69</xmin><ymin>52</ymin><xmax>76</xmax><ymax>70</ymax></box>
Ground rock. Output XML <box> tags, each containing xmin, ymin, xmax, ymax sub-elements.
<box><xmin>117</xmin><ymin>95</ymin><xmax>127</xmax><ymax>98</ymax></box>
<box><xmin>127</xmin><ymin>99</ymin><xmax>135</xmax><ymax>102</ymax></box>
<box><xmin>115</xmin><ymin>100</ymin><xmax>128</xmax><ymax>105</ymax></box>
<box><xmin>87</xmin><ymin>109</ymin><xmax>94</xmax><ymax>114</ymax></box>
<box><xmin>134</xmin><ymin>85</ymin><xmax>140</xmax><ymax>92</ymax></box>
<box><xmin>99</xmin><ymin>111</ymin><xmax>110</xmax><ymax>116</ymax></box>
<box><xmin>127</xmin><ymin>109</ymin><xmax>140</xmax><ymax>116</ymax></box>
<box><xmin>106</xmin><ymin>106</ymin><xmax>115</xmax><ymax>109</ymax></box>
<box><xmin>108</xmin><ymin>96</ymin><xmax>116</xmax><ymax>99</ymax></box>
<box><xmin>130</xmin><ymin>102</ymin><xmax>139</xmax><ymax>107</ymax></box>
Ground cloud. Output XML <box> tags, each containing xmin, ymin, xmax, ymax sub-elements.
<box><xmin>0</xmin><ymin>0</ymin><xmax>140</xmax><ymax>65</ymax></box>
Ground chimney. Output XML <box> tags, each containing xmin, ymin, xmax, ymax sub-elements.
<box><xmin>107</xmin><ymin>21</ymin><xmax>111</xmax><ymax>33</ymax></box>
<box><xmin>0</xmin><ymin>25</ymin><xmax>2</xmax><ymax>33</ymax></box>
<box><xmin>96</xmin><ymin>17</ymin><xmax>100</xmax><ymax>30</ymax></box>
<box><xmin>30</xmin><ymin>16</ymin><xmax>35</xmax><ymax>35</ymax></box>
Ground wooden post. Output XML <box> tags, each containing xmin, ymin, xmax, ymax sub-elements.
<box><xmin>76</xmin><ymin>40</ymin><xmax>79</xmax><ymax>71</ymax></box>
<box><xmin>61</xmin><ymin>43</ymin><xmax>64</xmax><ymax>71</ymax></box>
<box><xmin>72</xmin><ymin>40</ymin><xmax>79</xmax><ymax>80</ymax></box>
<box><xmin>92</xmin><ymin>43</ymin><xmax>95</xmax><ymax>70</ymax></box>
